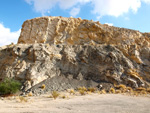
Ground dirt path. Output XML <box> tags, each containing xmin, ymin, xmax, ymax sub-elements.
<box><xmin>0</xmin><ymin>94</ymin><xmax>150</xmax><ymax>113</ymax></box>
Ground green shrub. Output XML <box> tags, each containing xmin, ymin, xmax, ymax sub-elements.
<box><xmin>0</xmin><ymin>78</ymin><xmax>21</xmax><ymax>95</ymax></box>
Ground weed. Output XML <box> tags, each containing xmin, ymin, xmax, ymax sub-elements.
<box><xmin>133</xmin><ymin>91</ymin><xmax>139</xmax><ymax>97</ymax></box>
<box><xmin>82</xmin><ymin>87</ymin><xmax>87</xmax><ymax>91</ymax></box>
<box><xmin>69</xmin><ymin>89</ymin><xmax>75</xmax><ymax>95</ymax></box>
<box><xmin>77</xmin><ymin>87</ymin><xmax>82</xmax><ymax>91</ymax></box>
<box><xmin>114</xmin><ymin>84</ymin><xmax>126</xmax><ymax>90</ymax></box>
<box><xmin>61</xmin><ymin>95</ymin><xmax>66</xmax><ymax>99</ymax></box>
<box><xmin>78</xmin><ymin>87</ymin><xmax>87</xmax><ymax>91</ymax></box>
<box><xmin>126</xmin><ymin>87</ymin><xmax>133</xmax><ymax>93</ymax></box>
<box><xmin>88</xmin><ymin>87</ymin><xmax>96</xmax><ymax>93</ymax></box>
<box><xmin>119</xmin><ymin>84</ymin><xmax>126</xmax><ymax>89</ymax></box>
<box><xmin>18</xmin><ymin>96</ymin><xmax>28</xmax><ymax>102</ymax></box>
<box><xmin>79</xmin><ymin>90</ymin><xmax>86</xmax><ymax>95</ymax></box>
<box><xmin>115</xmin><ymin>90</ymin><xmax>122</xmax><ymax>94</ymax></box>
<box><xmin>87</xmin><ymin>91</ymin><xmax>92</xmax><ymax>94</ymax></box>
<box><xmin>41</xmin><ymin>84</ymin><xmax>46</xmax><ymax>90</ymax></box>
<box><xmin>140</xmin><ymin>90</ymin><xmax>147</xmax><ymax>95</ymax></box>
<box><xmin>126</xmin><ymin>87</ymin><xmax>133</xmax><ymax>91</ymax></box>
<box><xmin>28</xmin><ymin>92</ymin><xmax>33</xmax><ymax>96</ymax></box>
<box><xmin>78</xmin><ymin>87</ymin><xmax>83</xmax><ymax>91</ymax></box>
<box><xmin>109</xmin><ymin>88</ymin><xmax>115</xmax><ymax>94</ymax></box>
<box><xmin>51</xmin><ymin>91</ymin><xmax>59</xmax><ymax>99</ymax></box>
<box><xmin>147</xmin><ymin>88</ymin><xmax>150</xmax><ymax>93</ymax></box>
<box><xmin>136</xmin><ymin>87</ymin><xmax>146</xmax><ymax>91</ymax></box>
<box><xmin>100</xmin><ymin>89</ymin><xmax>106</xmax><ymax>94</ymax></box>
<box><xmin>114</xmin><ymin>84</ymin><xmax>127</xmax><ymax>93</ymax></box>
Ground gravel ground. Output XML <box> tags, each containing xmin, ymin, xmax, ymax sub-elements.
<box><xmin>26</xmin><ymin>76</ymin><xmax>113</xmax><ymax>95</ymax></box>
<box><xmin>0</xmin><ymin>94</ymin><xmax>150</xmax><ymax>113</ymax></box>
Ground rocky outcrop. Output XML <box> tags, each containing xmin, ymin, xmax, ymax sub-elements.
<box><xmin>0</xmin><ymin>16</ymin><xmax>150</xmax><ymax>91</ymax></box>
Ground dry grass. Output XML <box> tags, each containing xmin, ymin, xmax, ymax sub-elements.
<box><xmin>78</xmin><ymin>87</ymin><xmax>87</xmax><ymax>95</ymax></box>
<box><xmin>99</xmin><ymin>89</ymin><xmax>106</xmax><ymax>94</ymax></box>
<box><xmin>133</xmin><ymin>91</ymin><xmax>140</xmax><ymax>96</ymax></box>
<box><xmin>114</xmin><ymin>84</ymin><xmax>126</xmax><ymax>90</ymax></box>
<box><xmin>78</xmin><ymin>87</ymin><xmax>87</xmax><ymax>92</ymax></box>
<box><xmin>109</xmin><ymin>88</ymin><xmax>116</xmax><ymax>94</ymax></box>
<box><xmin>41</xmin><ymin>84</ymin><xmax>46</xmax><ymax>90</ymax></box>
<box><xmin>28</xmin><ymin>92</ymin><xmax>33</xmax><ymax>96</ymax></box>
<box><xmin>115</xmin><ymin>90</ymin><xmax>122</xmax><ymax>94</ymax></box>
<box><xmin>126</xmin><ymin>87</ymin><xmax>133</xmax><ymax>91</ymax></box>
<box><xmin>79</xmin><ymin>90</ymin><xmax>86</xmax><ymax>95</ymax></box>
<box><xmin>82</xmin><ymin>87</ymin><xmax>87</xmax><ymax>91</ymax></box>
<box><xmin>18</xmin><ymin>96</ymin><xmax>28</xmax><ymax>102</ymax></box>
<box><xmin>77</xmin><ymin>87</ymin><xmax>97</xmax><ymax>95</ymax></box>
<box><xmin>140</xmin><ymin>90</ymin><xmax>147</xmax><ymax>95</ymax></box>
<box><xmin>78</xmin><ymin>87</ymin><xmax>83</xmax><ymax>91</ymax></box>
<box><xmin>147</xmin><ymin>88</ymin><xmax>150</xmax><ymax>93</ymax></box>
<box><xmin>114</xmin><ymin>84</ymin><xmax>128</xmax><ymax>93</ymax></box>
<box><xmin>114</xmin><ymin>84</ymin><xmax>150</xmax><ymax>96</ymax></box>
<box><xmin>128</xmin><ymin>88</ymin><xmax>148</xmax><ymax>97</ymax></box>
<box><xmin>136</xmin><ymin>87</ymin><xmax>146</xmax><ymax>91</ymax></box>
<box><xmin>126</xmin><ymin>87</ymin><xmax>134</xmax><ymax>94</ymax></box>
<box><xmin>119</xmin><ymin>84</ymin><xmax>126</xmax><ymax>89</ymax></box>
<box><xmin>51</xmin><ymin>91</ymin><xmax>60</xmax><ymax>99</ymax></box>
<box><xmin>68</xmin><ymin>89</ymin><xmax>75</xmax><ymax>95</ymax></box>
<box><xmin>61</xmin><ymin>95</ymin><xmax>66</xmax><ymax>99</ymax></box>
<box><xmin>88</xmin><ymin>87</ymin><xmax>96</xmax><ymax>93</ymax></box>
<box><xmin>87</xmin><ymin>91</ymin><xmax>92</xmax><ymax>94</ymax></box>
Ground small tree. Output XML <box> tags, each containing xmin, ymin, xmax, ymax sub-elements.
<box><xmin>0</xmin><ymin>78</ymin><xmax>21</xmax><ymax>95</ymax></box>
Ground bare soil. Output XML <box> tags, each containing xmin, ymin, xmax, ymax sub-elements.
<box><xmin>0</xmin><ymin>94</ymin><xmax>150</xmax><ymax>113</ymax></box>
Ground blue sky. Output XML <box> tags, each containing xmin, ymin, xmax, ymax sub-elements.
<box><xmin>0</xmin><ymin>0</ymin><xmax>150</xmax><ymax>46</ymax></box>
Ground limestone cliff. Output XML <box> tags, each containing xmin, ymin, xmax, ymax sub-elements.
<box><xmin>0</xmin><ymin>16</ymin><xmax>150</xmax><ymax>91</ymax></box>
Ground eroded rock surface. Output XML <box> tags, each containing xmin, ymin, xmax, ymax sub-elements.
<box><xmin>0</xmin><ymin>16</ymin><xmax>150</xmax><ymax>91</ymax></box>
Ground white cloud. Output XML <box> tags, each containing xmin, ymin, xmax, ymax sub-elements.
<box><xmin>59</xmin><ymin>0</ymin><xmax>79</xmax><ymax>9</ymax></box>
<box><xmin>25</xmin><ymin>0</ymin><xmax>150</xmax><ymax>17</ymax></box>
<box><xmin>25</xmin><ymin>0</ymin><xmax>59</xmax><ymax>15</ymax></box>
<box><xmin>105</xmin><ymin>23</ymin><xmax>113</xmax><ymax>26</ymax></box>
<box><xmin>70</xmin><ymin>7</ymin><xmax>80</xmax><ymax>17</ymax></box>
<box><xmin>25</xmin><ymin>0</ymin><xmax>90</xmax><ymax>15</ymax></box>
<box><xmin>59</xmin><ymin>0</ymin><xmax>91</xmax><ymax>9</ymax></box>
<box><xmin>92</xmin><ymin>0</ymin><xmax>150</xmax><ymax>17</ymax></box>
<box><xmin>0</xmin><ymin>23</ymin><xmax>21</xmax><ymax>47</ymax></box>
<box><xmin>92</xmin><ymin>0</ymin><xmax>141</xmax><ymax>17</ymax></box>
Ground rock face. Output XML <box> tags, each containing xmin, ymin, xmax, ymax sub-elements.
<box><xmin>1</xmin><ymin>16</ymin><xmax>150</xmax><ymax>91</ymax></box>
